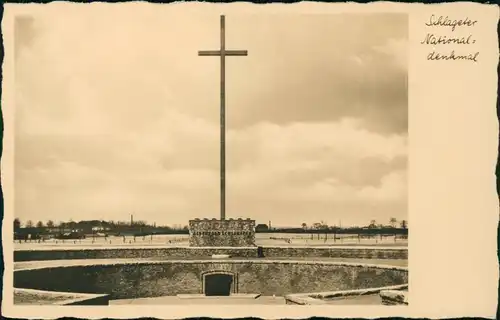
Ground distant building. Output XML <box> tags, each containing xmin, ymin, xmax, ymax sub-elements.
<box><xmin>189</xmin><ymin>218</ymin><xmax>256</xmax><ymax>247</ymax></box>
<box><xmin>91</xmin><ymin>226</ymin><xmax>109</xmax><ymax>232</ymax></box>
<box><xmin>255</xmin><ymin>224</ymin><xmax>269</xmax><ymax>232</ymax></box>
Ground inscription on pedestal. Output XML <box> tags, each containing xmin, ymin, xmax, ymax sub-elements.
<box><xmin>189</xmin><ymin>218</ymin><xmax>256</xmax><ymax>247</ymax></box>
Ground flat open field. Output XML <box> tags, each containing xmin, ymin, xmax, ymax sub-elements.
<box><xmin>13</xmin><ymin>233</ymin><xmax>407</xmax><ymax>250</ymax></box>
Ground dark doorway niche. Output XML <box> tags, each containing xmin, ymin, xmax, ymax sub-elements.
<box><xmin>257</xmin><ymin>246</ymin><xmax>265</xmax><ymax>258</ymax></box>
<box><xmin>204</xmin><ymin>273</ymin><xmax>233</xmax><ymax>296</ymax></box>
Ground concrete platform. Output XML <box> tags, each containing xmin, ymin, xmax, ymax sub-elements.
<box><xmin>211</xmin><ymin>254</ymin><xmax>231</xmax><ymax>259</ymax></box>
<box><xmin>380</xmin><ymin>290</ymin><xmax>408</xmax><ymax>305</ymax></box>
<box><xmin>111</xmin><ymin>295</ymin><xmax>285</xmax><ymax>305</ymax></box>
<box><xmin>177</xmin><ymin>293</ymin><xmax>261</xmax><ymax>299</ymax></box>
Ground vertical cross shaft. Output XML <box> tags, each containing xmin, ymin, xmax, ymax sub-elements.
<box><xmin>220</xmin><ymin>15</ymin><xmax>226</xmax><ymax>221</ymax></box>
<box><xmin>198</xmin><ymin>15</ymin><xmax>248</xmax><ymax>221</ymax></box>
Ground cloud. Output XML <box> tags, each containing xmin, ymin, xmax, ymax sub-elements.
<box><xmin>13</xmin><ymin>10</ymin><xmax>408</xmax><ymax>227</ymax></box>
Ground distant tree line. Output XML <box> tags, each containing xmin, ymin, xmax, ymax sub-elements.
<box><xmin>13</xmin><ymin>218</ymin><xmax>189</xmax><ymax>238</ymax></box>
<box><xmin>14</xmin><ymin>216</ymin><xmax>408</xmax><ymax>237</ymax></box>
<box><xmin>256</xmin><ymin>218</ymin><xmax>408</xmax><ymax>234</ymax></box>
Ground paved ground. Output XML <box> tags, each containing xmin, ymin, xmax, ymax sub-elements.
<box><xmin>111</xmin><ymin>295</ymin><xmax>287</xmax><ymax>305</ymax></box>
<box><xmin>322</xmin><ymin>294</ymin><xmax>382</xmax><ymax>305</ymax></box>
<box><xmin>110</xmin><ymin>293</ymin><xmax>384</xmax><ymax>305</ymax></box>
<box><xmin>14</xmin><ymin>257</ymin><xmax>407</xmax><ymax>271</ymax></box>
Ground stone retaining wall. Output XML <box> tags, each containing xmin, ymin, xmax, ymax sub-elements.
<box><xmin>14</xmin><ymin>247</ymin><xmax>258</xmax><ymax>261</ymax></box>
<box><xmin>14</xmin><ymin>261</ymin><xmax>408</xmax><ymax>300</ymax></box>
<box><xmin>14</xmin><ymin>246</ymin><xmax>407</xmax><ymax>262</ymax></box>
<box><xmin>263</xmin><ymin>247</ymin><xmax>407</xmax><ymax>260</ymax></box>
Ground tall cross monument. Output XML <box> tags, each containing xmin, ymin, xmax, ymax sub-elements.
<box><xmin>198</xmin><ymin>15</ymin><xmax>248</xmax><ymax>221</ymax></box>
<box><xmin>190</xmin><ymin>15</ymin><xmax>255</xmax><ymax>248</ymax></box>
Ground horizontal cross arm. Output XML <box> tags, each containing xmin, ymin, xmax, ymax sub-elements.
<box><xmin>225</xmin><ymin>50</ymin><xmax>248</xmax><ymax>56</ymax></box>
<box><xmin>198</xmin><ymin>50</ymin><xmax>221</xmax><ymax>56</ymax></box>
<box><xmin>198</xmin><ymin>50</ymin><xmax>248</xmax><ymax>56</ymax></box>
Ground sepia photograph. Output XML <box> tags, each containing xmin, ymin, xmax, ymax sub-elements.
<box><xmin>9</xmin><ymin>5</ymin><xmax>407</xmax><ymax>308</ymax></box>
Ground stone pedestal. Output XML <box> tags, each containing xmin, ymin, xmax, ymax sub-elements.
<box><xmin>189</xmin><ymin>218</ymin><xmax>256</xmax><ymax>247</ymax></box>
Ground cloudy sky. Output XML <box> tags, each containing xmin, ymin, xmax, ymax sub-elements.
<box><xmin>14</xmin><ymin>8</ymin><xmax>408</xmax><ymax>227</ymax></box>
